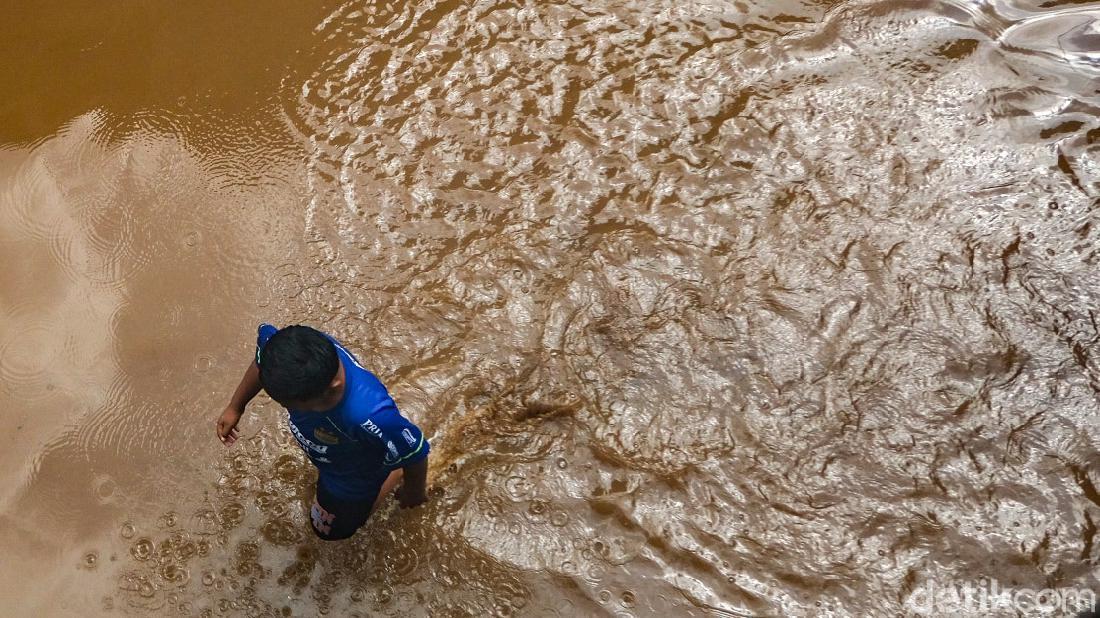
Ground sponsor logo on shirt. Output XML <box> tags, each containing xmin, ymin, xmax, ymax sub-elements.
<box><xmin>288</xmin><ymin>416</ymin><xmax>328</xmax><ymax>454</ymax></box>
<box><xmin>361</xmin><ymin>419</ymin><xmax>384</xmax><ymax>439</ymax></box>
<box><xmin>402</xmin><ymin>428</ymin><xmax>417</xmax><ymax>446</ymax></box>
<box><xmin>383</xmin><ymin>441</ymin><xmax>401</xmax><ymax>466</ymax></box>
<box><xmin>314</xmin><ymin>427</ymin><xmax>341</xmax><ymax>445</ymax></box>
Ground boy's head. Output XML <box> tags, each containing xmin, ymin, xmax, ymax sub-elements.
<box><xmin>258</xmin><ymin>325</ymin><xmax>342</xmax><ymax>410</ymax></box>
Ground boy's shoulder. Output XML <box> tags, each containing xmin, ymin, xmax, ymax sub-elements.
<box><xmin>255</xmin><ymin>323</ymin><xmax>278</xmax><ymax>364</ymax></box>
<box><xmin>338</xmin><ymin>365</ymin><xmax>396</xmax><ymax>427</ymax></box>
<box><xmin>256</xmin><ymin>322</ymin><xmax>278</xmax><ymax>344</ymax></box>
<box><xmin>340</xmin><ymin>387</ymin><xmax>394</xmax><ymax>423</ymax></box>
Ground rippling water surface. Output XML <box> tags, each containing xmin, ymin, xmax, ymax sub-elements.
<box><xmin>1</xmin><ymin>0</ymin><xmax>1099</xmax><ymax>615</ymax></box>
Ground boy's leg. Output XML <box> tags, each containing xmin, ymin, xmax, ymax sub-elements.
<box><xmin>371</xmin><ymin>469</ymin><xmax>403</xmax><ymax>515</ymax></box>
<box><xmin>310</xmin><ymin>472</ymin><xmax>403</xmax><ymax>541</ymax></box>
<box><xmin>309</xmin><ymin>492</ymin><xmax>341</xmax><ymax>539</ymax></box>
<box><xmin>311</xmin><ymin>483</ymin><xmax>370</xmax><ymax>541</ymax></box>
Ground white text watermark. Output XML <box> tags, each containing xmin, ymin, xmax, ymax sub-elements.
<box><xmin>905</xmin><ymin>579</ymin><xmax>1095</xmax><ymax>616</ymax></box>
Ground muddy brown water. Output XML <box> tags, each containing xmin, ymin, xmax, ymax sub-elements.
<box><xmin>1</xmin><ymin>0</ymin><xmax>1099</xmax><ymax>616</ymax></box>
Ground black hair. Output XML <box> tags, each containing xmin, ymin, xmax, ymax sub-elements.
<box><xmin>257</xmin><ymin>325</ymin><xmax>339</xmax><ymax>405</ymax></box>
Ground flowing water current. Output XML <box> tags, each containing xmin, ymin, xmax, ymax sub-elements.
<box><xmin>1</xmin><ymin>0</ymin><xmax>1099</xmax><ymax>615</ymax></box>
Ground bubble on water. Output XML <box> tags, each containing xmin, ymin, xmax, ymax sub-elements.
<box><xmin>621</xmin><ymin>591</ymin><xmax>636</xmax><ymax>608</ymax></box>
<box><xmin>139</xmin><ymin>579</ymin><xmax>155</xmax><ymax>598</ymax></box>
<box><xmin>598</xmin><ymin>589</ymin><xmax>612</xmax><ymax>604</ymax></box>
<box><xmin>130</xmin><ymin>538</ymin><xmax>153</xmax><ymax>561</ymax></box>
<box><xmin>525</xmin><ymin>500</ymin><xmax>548</xmax><ymax>523</ymax></box>
<box><xmin>586</xmin><ymin>563</ymin><xmax>607</xmax><ymax>582</ymax></box>
<box><xmin>504</xmin><ymin>475</ymin><xmax>533</xmax><ymax>500</ymax></box>
<box><xmin>161</xmin><ymin>563</ymin><xmax>188</xmax><ymax>585</ymax></box>
<box><xmin>93</xmin><ymin>474</ymin><xmax>117</xmax><ymax>503</ymax></box>
<box><xmin>550</xmin><ymin>510</ymin><xmax>568</xmax><ymax>527</ymax></box>
<box><xmin>220</xmin><ymin>502</ymin><xmax>245</xmax><ymax>527</ymax></box>
<box><xmin>555</xmin><ymin>457</ymin><xmax>567</xmax><ymax>469</ymax></box>
<box><xmin>82</xmin><ymin>551</ymin><xmax>98</xmax><ymax>569</ymax></box>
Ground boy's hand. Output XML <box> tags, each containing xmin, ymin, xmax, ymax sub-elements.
<box><xmin>216</xmin><ymin>406</ymin><xmax>243</xmax><ymax>446</ymax></box>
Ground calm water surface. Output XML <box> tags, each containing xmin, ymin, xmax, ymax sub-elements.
<box><xmin>1</xmin><ymin>0</ymin><xmax>1099</xmax><ymax>615</ymax></box>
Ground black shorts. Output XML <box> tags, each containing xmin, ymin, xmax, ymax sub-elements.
<box><xmin>310</xmin><ymin>478</ymin><xmax>385</xmax><ymax>541</ymax></box>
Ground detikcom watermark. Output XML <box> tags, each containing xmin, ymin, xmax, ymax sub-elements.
<box><xmin>905</xmin><ymin>579</ymin><xmax>1096</xmax><ymax>616</ymax></box>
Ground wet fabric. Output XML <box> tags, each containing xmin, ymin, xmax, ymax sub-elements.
<box><xmin>256</xmin><ymin>323</ymin><xmax>429</xmax><ymax>499</ymax></box>
<box><xmin>310</xmin><ymin>477</ymin><xmax>384</xmax><ymax>540</ymax></box>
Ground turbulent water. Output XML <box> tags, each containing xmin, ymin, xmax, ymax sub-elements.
<box><xmin>1</xmin><ymin>0</ymin><xmax>1098</xmax><ymax>615</ymax></box>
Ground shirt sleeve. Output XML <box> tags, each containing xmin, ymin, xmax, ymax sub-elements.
<box><xmin>255</xmin><ymin>323</ymin><xmax>278</xmax><ymax>365</ymax></box>
<box><xmin>355</xmin><ymin>403</ymin><xmax>430</xmax><ymax>469</ymax></box>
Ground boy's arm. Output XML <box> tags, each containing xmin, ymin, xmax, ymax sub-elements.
<box><xmin>396</xmin><ymin>456</ymin><xmax>429</xmax><ymax>509</ymax></box>
<box><xmin>216</xmin><ymin>361</ymin><xmax>262</xmax><ymax>446</ymax></box>
<box><xmin>356</xmin><ymin>403</ymin><xmax>431</xmax><ymax>508</ymax></box>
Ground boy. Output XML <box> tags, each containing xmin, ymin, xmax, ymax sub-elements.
<box><xmin>215</xmin><ymin>324</ymin><xmax>429</xmax><ymax>540</ymax></box>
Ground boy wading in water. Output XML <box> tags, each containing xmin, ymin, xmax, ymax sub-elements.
<box><xmin>215</xmin><ymin>324</ymin><xmax>430</xmax><ymax>540</ymax></box>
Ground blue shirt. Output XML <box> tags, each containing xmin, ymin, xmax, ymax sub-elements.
<box><xmin>256</xmin><ymin>324</ymin><xmax>430</xmax><ymax>499</ymax></box>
